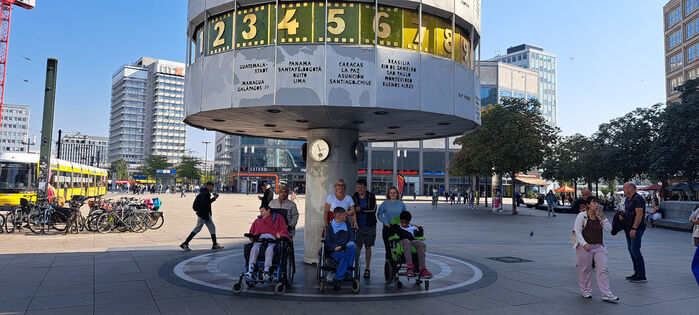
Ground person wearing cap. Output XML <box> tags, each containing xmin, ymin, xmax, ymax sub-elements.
<box><xmin>259</xmin><ymin>181</ymin><xmax>274</xmax><ymax>208</ymax></box>
<box><xmin>268</xmin><ymin>186</ymin><xmax>299</xmax><ymax>238</ymax></box>
<box><xmin>180</xmin><ymin>181</ymin><xmax>223</xmax><ymax>251</ymax></box>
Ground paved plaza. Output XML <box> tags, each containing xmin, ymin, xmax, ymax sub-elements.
<box><xmin>1</xmin><ymin>193</ymin><xmax>698</xmax><ymax>315</ymax></box>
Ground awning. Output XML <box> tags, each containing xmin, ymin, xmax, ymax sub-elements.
<box><xmin>640</xmin><ymin>184</ymin><xmax>662</xmax><ymax>191</ymax></box>
<box><xmin>517</xmin><ymin>177</ymin><xmax>548</xmax><ymax>186</ymax></box>
<box><xmin>555</xmin><ymin>185</ymin><xmax>575</xmax><ymax>193</ymax></box>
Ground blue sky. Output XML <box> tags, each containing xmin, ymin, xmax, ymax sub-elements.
<box><xmin>5</xmin><ymin>0</ymin><xmax>668</xmax><ymax>159</ymax></box>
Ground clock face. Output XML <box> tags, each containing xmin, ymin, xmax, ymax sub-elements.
<box><xmin>310</xmin><ymin>139</ymin><xmax>330</xmax><ymax>162</ymax></box>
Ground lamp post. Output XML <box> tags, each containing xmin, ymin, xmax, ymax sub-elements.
<box><xmin>202</xmin><ymin>141</ymin><xmax>211</xmax><ymax>183</ymax></box>
<box><xmin>244</xmin><ymin>146</ymin><xmax>254</xmax><ymax>195</ymax></box>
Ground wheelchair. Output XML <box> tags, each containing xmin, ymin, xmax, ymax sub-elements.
<box><xmin>384</xmin><ymin>218</ymin><xmax>430</xmax><ymax>290</ymax></box>
<box><xmin>232</xmin><ymin>233</ymin><xmax>295</xmax><ymax>294</ymax></box>
<box><xmin>316</xmin><ymin>238</ymin><xmax>361</xmax><ymax>293</ymax></box>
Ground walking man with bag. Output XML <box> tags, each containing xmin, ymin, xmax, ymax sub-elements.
<box><xmin>180</xmin><ymin>182</ymin><xmax>224</xmax><ymax>251</ymax></box>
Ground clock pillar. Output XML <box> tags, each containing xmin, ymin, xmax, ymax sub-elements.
<box><xmin>304</xmin><ymin>128</ymin><xmax>359</xmax><ymax>264</ymax></box>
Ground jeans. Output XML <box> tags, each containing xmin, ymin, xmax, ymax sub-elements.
<box><xmin>191</xmin><ymin>215</ymin><xmax>216</xmax><ymax>234</ymax></box>
<box><xmin>399</xmin><ymin>239</ymin><xmax>426</xmax><ymax>267</ymax></box>
<box><xmin>625</xmin><ymin>228</ymin><xmax>645</xmax><ymax>277</ymax></box>
<box><xmin>330</xmin><ymin>243</ymin><xmax>356</xmax><ymax>281</ymax></box>
<box><xmin>576</xmin><ymin>244</ymin><xmax>612</xmax><ymax>295</ymax></box>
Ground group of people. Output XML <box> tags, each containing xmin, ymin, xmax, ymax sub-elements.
<box><xmin>570</xmin><ymin>182</ymin><xmax>652</xmax><ymax>303</ymax></box>
<box><xmin>179</xmin><ymin>179</ymin><xmax>431</xmax><ymax>293</ymax></box>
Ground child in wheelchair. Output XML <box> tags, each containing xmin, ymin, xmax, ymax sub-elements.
<box><xmin>233</xmin><ymin>206</ymin><xmax>294</xmax><ymax>294</ymax></box>
<box><xmin>389</xmin><ymin>211</ymin><xmax>433</xmax><ymax>279</ymax></box>
<box><xmin>321</xmin><ymin>207</ymin><xmax>360</xmax><ymax>292</ymax></box>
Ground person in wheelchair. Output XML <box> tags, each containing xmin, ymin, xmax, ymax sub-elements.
<box><xmin>324</xmin><ymin>207</ymin><xmax>357</xmax><ymax>291</ymax></box>
<box><xmin>390</xmin><ymin>211</ymin><xmax>433</xmax><ymax>278</ymax></box>
<box><xmin>245</xmin><ymin>206</ymin><xmax>290</xmax><ymax>279</ymax></box>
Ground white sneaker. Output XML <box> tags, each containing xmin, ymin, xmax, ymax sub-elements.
<box><xmin>244</xmin><ymin>271</ymin><xmax>253</xmax><ymax>278</ymax></box>
<box><xmin>602</xmin><ymin>294</ymin><xmax>619</xmax><ymax>302</ymax></box>
<box><xmin>581</xmin><ymin>292</ymin><xmax>592</xmax><ymax>299</ymax></box>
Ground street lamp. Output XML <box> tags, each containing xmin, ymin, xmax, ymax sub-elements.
<box><xmin>202</xmin><ymin>141</ymin><xmax>211</xmax><ymax>182</ymax></box>
<box><xmin>244</xmin><ymin>146</ymin><xmax>254</xmax><ymax>195</ymax></box>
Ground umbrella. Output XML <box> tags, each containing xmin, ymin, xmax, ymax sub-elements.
<box><xmin>554</xmin><ymin>185</ymin><xmax>574</xmax><ymax>193</ymax></box>
<box><xmin>640</xmin><ymin>184</ymin><xmax>662</xmax><ymax>191</ymax></box>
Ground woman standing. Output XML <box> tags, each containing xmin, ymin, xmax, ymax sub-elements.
<box><xmin>377</xmin><ymin>187</ymin><xmax>407</xmax><ymax>260</ymax></box>
<box><xmin>689</xmin><ymin>205</ymin><xmax>699</xmax><ymax>246</ymax></box>
<box><xmin>573</xmin><ymin>197</ymin><xmax>619</xmax><ymax>302</ymax></box>
<box><xmin>323</xmin><ymin>179</ymin><xmax>356</xmax><ymax>228</ymax></box>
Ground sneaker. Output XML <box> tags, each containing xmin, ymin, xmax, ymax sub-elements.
<box><xmin>212</xmin><ymin>243</ymin><xmax>224</xmax><ymax>250</ymax></box>
<box><xmin>602</xmin><ymin>294</ymin><xmax>619</xmax><ymax>302</ymax></box>
<box><xmin>263</xmin><ymin>271</ymin><xmax>272</xmax><ymax>280</ymax></box>
<box><xmin>406</xmin><ymin>264</ymin><xmax>415</xmax><ymax>277</ymax></box>
<box><xmin>625</xmin><ymin>274</ymin><xmax>637</xmax><ymax>280</ymax></box>
<box><xmin>420</xmin><ymin>268</ymin><xmax>434</xmax><ymax>279</ymax></box>
<box><xmin>333</xmin><ymin>280</ymin><xmax>341</xmax><ymax>292</ymax></box>
<box><xmin>244</xmin><ymin>271</ymin><xmax>253</xmax><ymax>278</ymax></box>
<box><xmin>581</xmin><ymin>292</ymin><xmax>592</xmax><ymax>299</ymax></box>
<box><xmin>629</xmin><ymin>275</ymin><xmax>647</xmax><ymax>283</ymax></box>
<box><xmin>180</xmin><ymin>243</ymin><xmax>191</xmax><ymax>252</ymax></box>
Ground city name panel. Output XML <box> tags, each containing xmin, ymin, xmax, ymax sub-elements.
<box><xmin>193</xmin><ymin>1</ymin><xmax>472</xmax><ymax>68</ymax></box>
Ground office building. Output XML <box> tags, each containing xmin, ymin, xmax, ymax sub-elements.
<box><xmin>478</xmin><ymin>61</ymin><xmax>540</xmax><ymax>108</ymax></box>
<box><xmin>214</xmin><ymin>133</ymin><xmax>470</xmax><ymax>196</ymax></box>
<box><xmin>108</xmin><ymin>57</ymin><xmax>186</xmax><ymax>167</ymax></box>
<box><xmin>489</xmin><ymin>44</ymin><xmax>557</xmax><ymax>127</ymax></box>
<box><xmin>663</xmin><ymin>0</ymin><xmax>699</xmax><ymax>103</ymax></box>
<box><xmin>60</xmin><ymin>133</ymin><xmax>108</xmax><ymax>168</ymax></box>
<box><xmin>0</xmin><ymin>104</ymin><xmax>30</xmax><ymax>152</ymax></box>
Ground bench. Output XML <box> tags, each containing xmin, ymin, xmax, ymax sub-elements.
<box><xmin>653</xmin><ymin>201</ymin><xmax>698</xmax><ymax>231</ymax></box>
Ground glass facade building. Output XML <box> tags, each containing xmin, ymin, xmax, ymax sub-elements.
<box><xmin>108</xmin><ymin>57</ymin><xmax>187</xmax><ymax>166</ymax></box>
<box><xmin>489</xmin><ymin>44</ymin><xmax>557</xmax><ymax>127</ymax></box>
<box><xmin>663</xmin><ymin>0</ymin><xmax>699</xmax><ymax>103</ymax></box>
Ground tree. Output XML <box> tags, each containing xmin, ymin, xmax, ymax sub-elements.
<box><xmin>452</xmin><ymin>97</ymin><xmax>558</xmax><ymax>214</ymax></box>
<box><xmin>177</xmin><ymin>156</ymin><xmax>202</xmax><ymax>183</ymax></box>
<box><xmin>139</xmin><ymin>155</ymin><xmax>171</xmax><ymax>178</ymax></box>
<box><xmin>593</xmin><ymin>104</ymin><xmax>663</xmax><ymax>183</ymax></box>
<box><xmin>651</xmin><ymin>79</ymin><xmax>699</xmax><ymax>191</ymax></box>
<box><xmin>541</xmin><ymin>134</ymin><xmax>588</xmax><ymax>197</ymax></box>
<box><xmin>109</xmin><ymin>158</ymin><xmax>129</xmax><ymax>180</ymax></box>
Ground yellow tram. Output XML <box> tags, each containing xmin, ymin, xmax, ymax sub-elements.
<box><xmin>0</xmin><ymin>152</ymin><xmax>108</xmax><ymax>207</ymax></box>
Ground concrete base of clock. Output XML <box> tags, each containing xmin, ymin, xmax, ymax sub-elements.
<box><xmin>303</xmin><ymin>128</ymin><xmax>359</xmax><ymax>264</ymax></box>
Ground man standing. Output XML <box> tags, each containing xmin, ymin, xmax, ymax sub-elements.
<box><xmin>268</xmin><ymin>186</ymin><xmax>299</xmax><ymax>238</ymax></box>
<box><xmin>258</xmin><ymin>182</ymin><xmax>274</xmax><ymax>208</ymax></box>
<box><xmin>545</xmin><ymin>190</ymin><xmax>557</xmax><ymax>217</ymax></box>
<box><xmin>180</xmin><ymin>182</ymin><xmax>224</xmax><ymax>251</ymax></box>
<box><xmin>622</xmin><ymin>182</ymin><xmax>647</xmax><ymax>282</ymax></box>
<box><xmin>572</xmin><ymin>189</ymin><xmax>592</xmax><ymax>213</ymax></box>
<box><xmin>352</xmin><ymin>179</ymin><xmax>377</xmax><ymax>279</ymax></box>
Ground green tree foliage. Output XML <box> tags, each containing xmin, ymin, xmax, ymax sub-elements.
<box><xmin>651</xmin><ymin>79</ymin><xmax>699</xmax><ymax>186</ymax></box>
<box><xmin>109</xmin><ymin>158</ymin><xmax>129</xmax><ymax>180</ymax></box>
<box><xmin>177</xmin><ymin>156</ymin><xmax>202</xmax><ymax>183</ymax></box>
<box><xmin>593</xmin><ymin>104</ymin><xmax>662</xmax><ymax>183</ymax></box>
<box><xmin>541</xmin><ymin>134</ymin><xmax>588</xmax><ymax>195</ymax></box>
<box><xmin>451</xmin><ymin>97</ymin><xmax>558</xmax><ymax>214</ymax></box>
<box><xmin>139</xmin><ymin>155</ymin><xmax>171</xmax><ymax>178</ymax></box>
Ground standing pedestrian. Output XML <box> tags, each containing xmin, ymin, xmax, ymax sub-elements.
<box><xmin>546</xmin><ymin>190</ymin><xmax>557</xmax><ymax>217</ymax></box>
<box><xmin>180</xmin><ymin>182</ymin><xmax>223</xmax><ymax>251</ymax></box>
<box><xmin>258</xmin><ymin>182</ymin><xmax>274</xmax><ymax>208</ymax></box>
<box><xmin>457</xmin><ymin>191</ymin><xmax>462</xmax><ymax>204</ymax></box>
<box><xmin>573</xmin><ymin>197</ymin><xmax>619</xmax><ymax>302</ymax></box>
<box><xmin>621</xmin><ymin>182</ymin><xmax>647</xmax><ymax>282</ymax></box>
<box><xmin>689</xmin><ymin>205</ymin><xmax>699</xmax><ymax>246</ymax></box>
<box><xmin>378</xmin><ymin>187</ymin><xmax>407</xmax><ymax>261</ymax></box>
<box><xmin>352</xmin><ymin>179</ymin><xmax>377</xmax><ymax>278</ymax></box>
<box><xmin>268</xmin><ymin>186</ymin><xmax>299</xmax><ymax>238</ymax></box>
<box><xmin>180</xmin><ymin>185</ymin><xmax>186</xmax><ymax>198</ymax></box>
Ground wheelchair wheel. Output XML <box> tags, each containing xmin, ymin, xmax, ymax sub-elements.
<box><xmin>274</xmin><ymin>282</ymin><xmax>285</xmax><ymax>295</ymax></box>
<box><xmin>232</xmin><ymin>282</ymin><xmax>243</xmax><ymax>293</ymax></box>
<box><xmin>319</xmin><ymin>282</ymin><xmax>325</xmax><ymax>293</ymax></box>
<box><xmin>351</xmin><ymin>279</ymin><xmax>360</xmax><ymax>294</ymax></box>
<box><xmin>396</xmin><ymin>280</ymin><xmax>403</xmax><ymax>289</ymax></box>
<box><xmin>283</xmin><ymin>247</ymin><xmax>295</xmax><ymax>289</ymax></box>
<box><xmin>384</xmin><ymin>260</ymin><xmax>393</xmax><ymax>284</ymax></box>
<box><xmin>425</xmin><ymin>280</ymin><xmax>430</xmax><ymax>290</ymax></box>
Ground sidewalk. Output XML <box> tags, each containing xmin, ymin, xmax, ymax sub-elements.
<box><xmin>1</xmin><ymin>193</ymin><xmax>697</xmax><ymax>314</ymax></box>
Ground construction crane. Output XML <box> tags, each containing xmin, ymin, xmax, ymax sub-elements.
<box><xmin>0</xmin><ymin>0</ymin><xmax>34</xmax><ymax>129</ymax></box>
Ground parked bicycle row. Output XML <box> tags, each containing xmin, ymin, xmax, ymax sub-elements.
<box><xmin>0</xmin><ymin>196</ymin><xmax>164</xmax><ymax>235</ymax></box>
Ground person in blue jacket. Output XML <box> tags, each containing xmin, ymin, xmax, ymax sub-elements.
<box><xmin>324</xmin><ymin>207</ymin><xmax>356</xmax><ymax>292</ymax></box>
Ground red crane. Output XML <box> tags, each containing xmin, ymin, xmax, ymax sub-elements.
<box><xmin>0</xmin><ymin>0</ymin><xmax>34</xmax><ymax>129</ymax></box>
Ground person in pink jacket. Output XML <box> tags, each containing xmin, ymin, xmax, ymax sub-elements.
<box><xmin>246</xmin><ymin>206</ymin><xmax>289</xmax><ymax>279</ymax></box>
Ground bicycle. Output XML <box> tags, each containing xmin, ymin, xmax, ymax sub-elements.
<box><xmin>27</xmin><ymin>203</ymin><xmax>67</xmax><ymax>235</ymax></box>
<box><xmin>0</xmin><ymin>212</ymin><xmax>5</xmax><ymax>233</ymax></box>
<box><xmin>96</xmin><ymin>208</ymin><xmax>145</xmax><ymax>234</ymax></box>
